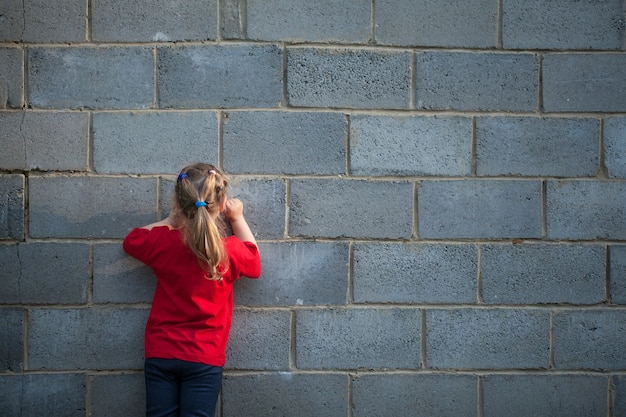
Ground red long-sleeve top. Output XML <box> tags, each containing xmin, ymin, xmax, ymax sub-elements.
<box><xmin>123</xmin><ymin>226</ymin><xmax>261</xmax><ymax>367</ymax></box>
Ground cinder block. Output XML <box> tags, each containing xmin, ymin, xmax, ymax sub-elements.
<box><xmin>289</xmin><ymin>178</ymin><xmax>413</xmax><ymax>239</ymax></box>
<box><xmin>553</xmin><ymin>310</ymin><xmax>626</xmax><ymax>370</ymax></box>
<box><xmin>0</xmin><ymin>48</ymin><xmax>22</xmax><ymax>108</ymax></box>
<box><xmin>22</xmin><ymin>0</ymin><xmax>86</xmax><ymax>42</ymax></box>
<box><xmin>0</xmin><ymin>373</ymin><xmax>86</xmax><ymax>416</ymax></box>
<box><xmin>418</xmin><ymin>180</ymin><xmax>543</xmax><ymax>239</ymax></box>
<box><xmin>28</xmin><ymin>47</ymin><xmax>154</xmax><ymax>109</ymax></box>
<box><xmin>220</xmin><ymin>0</ymin><xmax>243</xmax><ymax>39</ymax></box>
<box><xmin>223</xmin><ymin>111</ymin><xmax>347</xmax><ymax>175</ymax></box>
<box><xmin>476</xmin><ymin>117</ymin><xmax>599</xmax><ymax>177</ymax></box>
<box><xmin>29</xmin><ymin>176</ymin><xmax>156</xmax><ymax>238</ymax></box>
<box><xmin>483</xmin><ymin>374</ymin><xmax>608</xmax><ymax>417</ymax></box>
<box><xmin>0</xmin><ymin>308</ymin><xmax>23</xmax><ymax>371</ymax></box>
<box><xmin>28</xmin><ymin>307</ymin><xmax>148</xmax><ymax>370</ymax></box>
<box><xmin>375</xmin><ymin>0</ymin><xmax>497</xmax><ymax>48</ymax></box>
<box><xmin>296</xmin><ymin>308</ymin><xmax>421</xmax><ymax>369</ymax></box>
<box><xmin>546</xmin><ymin>180</ymin><xmax>626</xmax><ymax>240</ymax></box>
<box><xmin>93</xmin><ymin>111</ymin><xmax>218</xmax><ymax>174</ymax></box>
<box><xmin>0</xmin><ymin>243</ymin><xmax>89</xmax><ymax>304</ymax></box>
<box><xmin>0</xmin><ymin>174</ymin><xmax>24</xmax><ymax>240</ymax></box>
<box><xmin>287</xmin><ymin>48</ymin><xmax>411</xmax><ymax>109</ymax></box>
<box><xmin>350</xmin><ymin>115</ymin><xmax>472</xmax><ymax>176</ymax></box>
<box><xmin>90</xmin><ymin>374</ymin><xmax>145</xmax><ymax>417</ymax></box>
<box><xmin>236</xmin><ymin>241</ymin><xmax>349</xmax><ymax>306</ymax></box>
<box><xmin>605</xmin><ymin>116</ymin><xmax>626</xmax><ymax>179</ymax></box>
<box><xmin>353</xmin><ymin>243</ymin><xmax>478</xmax><ymax>304</ymax></box>
<box><xmin>610</xmin><ymin>246</ymin><xmax>626</xmax><ymax>304</ymax></box>
<box><xmin>226</xmin><ymin>309</ymin><xmax>291</xmax><ymax>369</ymax></box>
<box><xmin>481</xmin><ymin>244</ymin><xmax>606</xmax><ymax>305</ymax></box>
<box><xmin>353</xmin><ymin>374</ymin><xmax>477</xmax><ymax>417</ymax></box>
<box><xmin>614</xmin><ymin>375</ymin><xmax>626</xmax><ymax>416</ymax></box>
<box><xmin>503</xmin><ymin>0</ymin><xmax>624</xmax><ymax>50</ymax></box>
<box><xmin>415</xmin><ymin>51</ymin><xmax>538</xmax><ymax>111</ymax></box>
<box><xmin>0</xmin><ymin>111</ymin><xmax>88</xmax><ymax>171</ymax></box>
<box><xmin>222</xmin><ymin>373</ymin><xmax>348</xmax><ymax>417</ymax></box>
<box><xmin>0</xmin><ymin>0</ymin><xmax>22</xmax><ymax>42</ymax></box>
<box><xmin>246</xmin><ymin>0</ymin><xmax>370</xmax><ymax>43</ymax></box>
<box><xmin>543</xmin><ymin>54</ymin><xmax>626</xmax><ymax>112</ymax></box>
<box><xmin>425</xmin><ymin>309</ymin><xmax>550</xmax><ymax>369</ymax></box>
<box><xmin>93</xmin><ymin>243</ymin><xmax>156</xmax><ymax>304</ymax></box>
<box><xmin>158</xmin><ymin>44</ymin><xmax>282</xmax><ymax>108</ymax></box>
<box><xmin>93</xmin><ymin>0</ymin><xmax>217</xmax><ymax>42</ymax></box>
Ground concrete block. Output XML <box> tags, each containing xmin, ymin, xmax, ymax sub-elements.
<box><xmin>415</xmin><ymin>51</ymin><xmax>538</xmax><ymax>111</ymax></box>
<box><xmin>93</xmin><ymin>0</ymin><xmax>217</xmax><ymax>42</ymax></box>
<box><xmin>28</xmin><ymin>47</ymin><xmax>154</xmax><ymax>109</ymax></box>
<box><xmin>93</xmin><ymin>111</ymin><xmax>218</xmax><ymax>174</ymax></box>
<box><xmin>220</xmin><ymin>0</ymin><xmax>243</xmax><ymax>39</ymax></box>
<box><xmin>353</xmin><ymin>243</ymin><xmax>478</xmax><ymax>304</ymax></box>
<box><xmin>418</xmin><ymin>180</ymin><xmax>543</xmax><ymax>239</ymax></box>
<box><xmin>553</xmin><ymin>309</ymin><xmax>626</xmax><ymax>370</ymax></box>
<box><xmin>0</xmin><ymin>245</ymin><xmax>20</xmax><ymax>303</ymax></box>
<box><xmin>350</xmin><ymin>115</ymin><xmax>472</xmax><ymax>176</ymax></box>
<box><xmin>158</xmin><ymin>44</ymin><xmax>282</xmax><ymax>108</ymax></box>
<box><xmin>0</xmin><ymin>0</ymin><xmax>23</xmax><ymax>42</ymax></box>
<box><xmin>28</xmin><ymin>307</ymin><xmax>148</xmax><ymax>370</ymax></box>
<box><xmin>287</xmin><ymin>48</ymin><xmax>411</xmax><ymax>109</ymax></box>
<box><xmin>289</xmin><ymin>178</ymin><xmax>413</xmax><ymax>239</ymax></box>
<box><xmin>246</xmin><ymin>0</ymin><xmax>370</xmax><ymax>43</ymax></box>
<box><xmin>0</xmin><ymin>308</ymin><xmax>23</xmax><ymax>371</ymax></box>
<box><xmin>236</xmin><ymin>242</ymin><xmax>349</xmax><ymax>306</ymax></box>
<box><xmin>93</xmin><ymin>243</ymin><xmax>156</xmax><ymax>304</ymax></box>
<box><xmin>503</xmin><ymin>0</ymin><xmax>625</xmax><ymax>50</ymax></box>
<box><xmin>0</xmin><ymin>174</ymin><xmax>24</xmax><ymax>240</ymax></box>
<box><xmin>611</xmin><ymin>246</ymin><xmax>626</xmax><ymax>304</ymax></box>
<box><xmin>483</xmin><ymin>374</ymin><xmax>608</xmax><ymax>417</ymax></box>
<box><xmin>614</xmin><ymin>375</ymin><xmax>626</xmax><ymax>416</ymax></box>
<box><xmin>353</xmin><ymin>374</ymin><xmax>477</xmax><ymax>417</ymax></box>
<box><xmin>228</xmin><ymin>178</ymin><xmax>287</xmax><ymax>240</ymax></box>
<box><xmin>375</xmin><ymin>0</ymin><xmax>497</xmax><ymax>47</ymax></box>
<box><xmin>29</xmin><ymin>176</ymin><xmax>156</xmax><ymax>238</ymax></box>
<box><xmin>543</xmin><ymin>54</ymin><xmax>626</xmax><ymax>112</ymax></box>
<box><xmin>476</xmin><ymin>117</ymin><xmax>599</xmax><ymax>177</ymax></box>
<box><xmin>605</xmin><ymin>116</ymin><xmax>626</xmax><ymax>179</ymax></box>
<box><xmin>546</xmin><ymin>180</ymin><xmax>626</xmax><ymax>240</ymax></box>
<box><xmin>296</xmin><ymin>308</ymin><xmax>421</xmax><ymax>369</ymax></box>
<box><xmin>0</xmin><ymin>111</ymin><xmax>88</xmax><ymax>171</ymax></box>
<box><xmin>223</xmin><ymin>111</ymin><xmax>347</xmax><ymax>175</ymax></box>
<box><xmin>0</xmin><ymin>48</ymin><xmax>22</xmax><ymax>108</ymax></box>
<box><xmin>226</xmin><ymin>309</ymin><xmax>291</xmax><ymax>370</ymax></box>
<box><xmin>0</xmin><ymin>243</ymin><xmax>89</xmax><ymax>304</ymax></box>
<box><xmin>0</xmin><ymin>373</ymin><xmax>86</xmax><ymax>416</ymax></box>
<box><xmin>481</xmin><ymin>244</ymin><xmax>606</xmax><ymax>305</ymax></box>
<box><xmin>425</xmin><ymin>309</ymin><xmax>550</xmax><ymax>369</ymax></box>
<box><xmin>90</xmin><ymin>374</ymin><xmax>145</xmax><ymax>417</ymax></box>
<box><xmin>222</xmin><ymin>373</ymin><xmax>348</xmax><ymax>417</ymax></box>
<box><xmin>21</xmin><ymin>0</ymin><xmax>86</xmax><ymax>42</ymax></box>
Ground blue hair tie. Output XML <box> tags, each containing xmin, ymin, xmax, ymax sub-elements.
<box><xmin>178</xmin><ymin>173</ymin><xmax>188</xmax><ymax>180</ymax></box>
<box><xmin>195</xmin><ymin>201</ymin><xmax>207</xmax><ymax>208</ymax></box>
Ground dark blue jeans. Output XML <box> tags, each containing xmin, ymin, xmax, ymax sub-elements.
<box><xmin>144</xmin><ymin>358</ymin><xmax>223</xmax><ymax>417</ymax></box>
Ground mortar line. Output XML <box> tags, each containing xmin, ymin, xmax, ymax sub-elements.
<box><xmin>471</xmin><ymin>116</ymin><xmax>477</xmax><ymax>176</ymax></box>
<box><xmin>345</xmin><ymin>114</ymin><xmax>351</xmax><ymax>176</ymax></box>
<box><xmin>476</xmin><ymin>243</ymin><xmax>483</xmax><ymax>304</ymax></box>
<box><xmin>420</xmin><ymin>309</ymin><xmax>427</xmax><ymax>369</ymax></box>
<box><xmin>549</xmin><ymin>310</ymin><xmax>555</xmax><ymax>369</ymax></box>
<box><xmin>412</xmin><ymin>181</ymin><xmax>419</xmax><ymax>239</ymax></box>
<box><xmin>606</xmin><ymin>245</ymin><xmax>612</xmax><ymax>304</ymax></box>
<box><xmin>289</xmin><ymin>310</ymin><xmax>297</xmax><ymax>370</ymax></box>
<box><xmin>370</xmin><ymin>0</ymin><xmax>376</xmax><ymax>45</ymax></box>
<box><xmin>240</xmin><ymin>0</ymin><xmax>247</xmax><ymax>39</ymax></box>
<box><xmin>153</xmin><ymin>46</ymin><xmax>159</xmax><ymax>109</ymax></box>
<box><xmin>215</xmin><ymin>0</ymin><xmax>222</xmax><ymax>42</ymax></box>
<box><xmin>87</xmin><ymin>243</ymin><xmax>94</xmax><ymax>305</ymax></box>
<box><xmin>538</xmin><ymin>53</ymin><xmax>544</xmax><ymax>114</ymax></box>
<box><xmin>477</xmin><ymin>375</ymin><xmax>484</xmax><ymax>417</ymax></box>
<box><xmin>217</xmin><ymin>111</ymin><xmax>224</xmax><ymax>169</ymax></box>
<box><xmin>496</xmin><ymin>0</ymin><xmax>503</xmax><ymax>49</ymax></box>
<box><xmin>410</xmin><ymin>50</ymin><xmax>416</xmax><ymax>109</ymax></box>
<box><xmin>87</xmin><ymin>112</ymin><xmax>94</xmax><ymax>172</ymax></box>
<box><xmin>347</xmin><ymin>373</ymin><xmax>354</xmax><ymax>417</ymax></box>
<box><xmin>541</xmin><ymin>180</ymin><xmax>547</xmax><ymax>240</ymax></box>
<box><xmin>598</xmin><ymin>118</ymin><xmax>608</xmax><ymax>178</ymax></box>
<box><xmin>347</xmin><ymin>241</ymin><xmax>354</xmax><ymax>304</ymax></box>
<box><xmin>281</xmin><ymin>42</ymin><xmax>289</xmax><ymax>108</ymax></box>
<box><xmin>283</xmin><ymin>178</ymin><xmax>290</xmax><ymax>239</ymax></box>
<box><xmin>86</xmin><ymin>0</ymin><xmax>92</xmax><ymax>42</ymax></box>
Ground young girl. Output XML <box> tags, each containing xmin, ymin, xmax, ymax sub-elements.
<box><xmin>123</xmin><ymin>163</ymin><xmax>261</xmax><ymax>417</ymax></box>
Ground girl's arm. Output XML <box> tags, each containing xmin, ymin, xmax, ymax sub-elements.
<box><xmin>224</xmin><ymin>198</ymin><xmax>257</xmax><ymax>246</ymax></box>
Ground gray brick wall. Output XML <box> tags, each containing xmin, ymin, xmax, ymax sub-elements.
<box><xmin>1</xmin><ymin>0</ymin><xmax>624</xmax><ymax>416</ymax></box>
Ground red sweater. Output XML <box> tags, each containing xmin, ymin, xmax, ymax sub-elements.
<box><xmin>123</xmin><ymin>226</ymin><xmax>261</xmax><ymax>367</ymax></box>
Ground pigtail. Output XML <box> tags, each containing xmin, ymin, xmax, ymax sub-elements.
<box><xmin>175</xmin><ymin>163</ymin><xmax>229</xmax><ymax>280</ymax></box>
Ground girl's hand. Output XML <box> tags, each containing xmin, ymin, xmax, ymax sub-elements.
<box><xmin>223</xmin><ymin>198</ymin><xmax>244</xmax><ymax>222</ymax></box>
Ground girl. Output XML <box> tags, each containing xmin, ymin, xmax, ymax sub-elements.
<box><xmin>123</xmin><ymin>163</ymin><xmax>261</xmax><ymax>417</ymax></box>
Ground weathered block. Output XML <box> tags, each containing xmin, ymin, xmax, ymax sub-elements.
<box><xmin>604</xmin><ymin>116</ymin><xmax>626</xmax><ymax>179</ymax></box>
<box><xmin>350</xmin><ymin>115</ymin><xmax>472</xmax><ymax>176</ymax></box>
<box><xmin>0</xmin><ymin>174</ymin><xmax>24</xmax><ymax>240</ymax></box>
<box><xmin>21</xmin><ymin>0</ymin><xmax>86</xmax><ymax>42</ymax></box>
<box><xmin>90</xmin><ymin>374</ymin><xmax>145</xmax><ymax>417</ymax></box>
<box><xmin>0</xmin><ymin>48</ymin><xmax>22</xmax><ymax>109</ymax></box>
<box><xmin>0</xmin><ymin>308</ymin><xmax>23</xmax><ymax>371</ymax></box>
<box><xmin>611</xmin><ymin>246</ymin><xmax>626</xmax><ymax>304</ymax></box>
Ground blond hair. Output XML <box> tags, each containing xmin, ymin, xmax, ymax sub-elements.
<box><xmin>175</xmin><ymin>163</ymin><xmax>228</xmax><ymax>280</ymax></box>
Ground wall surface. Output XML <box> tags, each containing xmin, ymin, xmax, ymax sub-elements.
<box><xmin>1</xmin><ymin>0</ymin><xmax>626</xmax><ymax>416</ymax></box>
